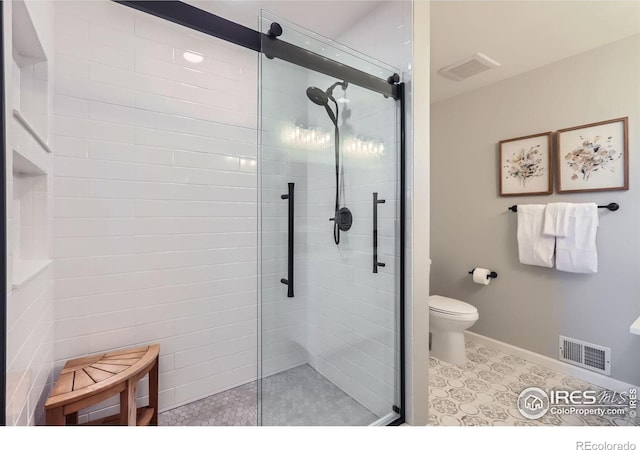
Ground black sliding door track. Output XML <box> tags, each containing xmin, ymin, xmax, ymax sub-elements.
<box><xmin>115</xmin><ymin>1</ymin><xmax>398</xmax><ymax>99</ymax></box>
<box><xmin>112</xmin><ymin>0</ymin><xmax>405</xmax><ymax>426</ymax></box>
<box><xmin>116</xmin><ymin>0</ymin><xmax>261</xmax><ymax>51</ymax></box>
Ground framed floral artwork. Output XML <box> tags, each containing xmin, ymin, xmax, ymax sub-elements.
<box><xmin>557</xmin><ymin>117</ymin><xmax>628</xmax><ymax>193</ymax></box>
<box><xmin>499</xmin><ymin>132</ymin><xmax>553</xmax><ymax>196</ymax></box>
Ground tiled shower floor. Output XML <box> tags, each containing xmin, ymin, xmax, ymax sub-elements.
<box><xmin>429</xmin><ymin>338</ymin><xmax>640</xmax><ymax>426</ymax></box>
<box><xmin>159</xmin><ymin>364</ymin><xmax>378</xmax><ymax>426</ymax></box>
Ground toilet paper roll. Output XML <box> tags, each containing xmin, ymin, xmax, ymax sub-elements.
<box><xmin>472</xmin><ymin>268</ymin><xmax>491</xmax><ymax>286</ymax></box>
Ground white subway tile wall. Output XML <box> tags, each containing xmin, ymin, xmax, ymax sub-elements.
<box><xmin>52</xmin><ymin>1</ymin><xmax>264</xmax><ymax>418</ymax></box>
<box><xmin>6</xmin><ymin>267</ymin><xmax>54</xmax><ymax>425</ymax></box>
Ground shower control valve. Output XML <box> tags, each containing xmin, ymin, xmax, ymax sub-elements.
<box><xmin>329</xmin><ymin>207</ymin><xmax>353</xmax><ymax>232</ymax></box>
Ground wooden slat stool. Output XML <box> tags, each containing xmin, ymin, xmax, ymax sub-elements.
<box><xmin>45</xmin><ymin>344</ymin><xmax>160</xmax><ymax>426</ymax></box>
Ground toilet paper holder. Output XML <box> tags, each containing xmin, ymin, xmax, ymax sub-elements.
<box><xmin>468</xmin><ymin>269</ymin><xmax>498</xmax><ymax>279</ymax></box>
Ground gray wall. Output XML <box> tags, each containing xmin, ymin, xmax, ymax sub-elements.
<box><xmin>431</xmin><ymin>34</ymin><xmax>640</xmax><ymax>385</ymax></box>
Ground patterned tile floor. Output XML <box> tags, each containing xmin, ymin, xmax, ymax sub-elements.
<box><xmin>159</xmin><ymin>364</ymin><xmax>378</xmax><ymax>426</ymax></box>
<box><xmin>429</xmin><ymin>338</ymin><xmax>640</xmax><ymax>426</ymax></box>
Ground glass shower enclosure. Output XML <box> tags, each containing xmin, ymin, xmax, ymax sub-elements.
<box><xmin>6</xmin><ymin>0</ymin><xmax>406</xmax><ymax>426</ymax></box>
<box><xmin>258</xmin><ymin>13</ymin><xmax>404</xmax><ymax>426</ymax></box>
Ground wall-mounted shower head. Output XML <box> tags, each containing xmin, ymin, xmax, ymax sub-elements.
<box><xmin>306</xmin><ymin>86</ymin><xmax>328</xmax><ymax>106</ymax></box>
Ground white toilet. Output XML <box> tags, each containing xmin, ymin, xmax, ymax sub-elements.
<box><xmin>429</xmin><ymin>295</ymin><xmax>479</xmax><ymax>365</ymax></box>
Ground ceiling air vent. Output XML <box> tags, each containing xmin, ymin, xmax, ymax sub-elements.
<box><xmin>438</xmin><ymin>52</ymin><xmax>500</xmax><ymax>81</ymax></box>
<box><xmin>559</xmin><ymin>335</ymin><xmax>611</xmax><ymax>376</ymax></box>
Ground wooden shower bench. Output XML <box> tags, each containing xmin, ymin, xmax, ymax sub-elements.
<box><xmin>44</xmin><ymin>344</ymin><xmax>160</xmax><ymax>426</ymax></box>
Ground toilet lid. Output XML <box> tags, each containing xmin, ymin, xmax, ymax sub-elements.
<box><xmin>429</xmin><ymin>295</ymin><xmax>478</xmax><ymax>315</ymax></box>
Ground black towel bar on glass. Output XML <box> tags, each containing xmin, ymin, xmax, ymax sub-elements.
<box><xmin>280</xmin><ymin>183</ymin><xmax>294</xmax><ymax>298</ymax></box>
<box><xmin>373</xmin><ymin>192</ymin><xmax>386</xmax><ymax>273</ymax></box>
<box><xmin>508</xmin><ymin>202</ymin><xmax>619</xmax><ymax>213</ymax></box>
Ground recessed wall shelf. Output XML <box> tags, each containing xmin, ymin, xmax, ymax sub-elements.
<box><xmin>13</xmin><ymin>148</ymin><xmax>46</xmax><ymax>176</ymax></box>
<box><xmin>13</xmin><ymin>109</ymin><xmax>52</xmax><ymax>154</ymax></box>
<box><xmin>12</xmin><ymin>0</ymin><xmax>47</xmax><ymax>63</ymax></box>
<box><xmin>12</xmin><ymin>259</ymin><xmax>51</xmax><ymax>290</ymax></box>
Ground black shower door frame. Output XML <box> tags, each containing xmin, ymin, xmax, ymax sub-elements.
<box><xmin>0</xmin><ymin>0</ymin><xmax>7</xmax><ymax>427</ymax></box>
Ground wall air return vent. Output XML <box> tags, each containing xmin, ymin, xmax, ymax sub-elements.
<box><xmin>559</xmin><ymin>335</ymin><xmax>611</xmax><ymax>375</ymax></box>
<box><xmin>438</xmin><ymin>52</ymin><xmax>501</xmax><ymax>81</ymax></box>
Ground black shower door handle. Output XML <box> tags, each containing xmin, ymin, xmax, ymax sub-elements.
<box><xmin>280</xmin><ymin>183</ymin><xmax>294</xmax><ymax>297</ymax></box>
<box><xmin>373</xmin><ymin>192</ymin><xmax>386</xmax><ymax>273</ymax></box>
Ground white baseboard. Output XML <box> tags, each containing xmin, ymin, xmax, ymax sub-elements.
<box><xmin>465</xmin><ymin>331</ymin><xmax>639</xmax><ymax>393</ymax></box>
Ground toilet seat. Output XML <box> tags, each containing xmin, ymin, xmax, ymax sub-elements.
<box><xmin>429</xmin><ymin>295</ymin><xmax>478</xmax><ymax>319</ymax></box>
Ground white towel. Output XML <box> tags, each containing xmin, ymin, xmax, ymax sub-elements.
<box><xmin>555</xmin><ymin>203</ymin><xmax>598</xmax><ymax>274</ymax></box>
<box><xmin>543</xmin><ymin>202</ymin><xmax>573</xmax><ymax>237</ymax></box>
<box><xmin>517</xmin><ymin>205</ymin><xmax>555</xmax><ymax>268</ymax></box>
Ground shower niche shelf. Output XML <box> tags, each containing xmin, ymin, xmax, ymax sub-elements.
<box><xmin>13</xmin><ymin>109</ymin><xmax>52</xmax><ymax>155</ymax></box>
<box><xmin>13</xmin><ymin>145</ymin><xmax>47</xmax><ymax>176</ymax></box>
<box><xmin>9</xmin><ymin>0</ymin><xmax>53</xmax><ymax>292</ymax></box>
<box><xmin>11</xmin><ymin>149</ymin><xmax>50</xmax><ymax>291</ymax></box>
<box><xmin>11</xmin><ymin>0</ymin><xmax>51</xmax><ymax>157</ymax></box>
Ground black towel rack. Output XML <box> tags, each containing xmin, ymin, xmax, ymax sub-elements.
<box><xmin>508</xmin><ymin>202</ymin><xmax>619</xmax><ymax>213</ymax></box>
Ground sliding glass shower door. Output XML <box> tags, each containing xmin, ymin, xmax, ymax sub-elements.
<box><xmin>258</xmin><ymin>13</ymin><xmax>402</xmax><ymax>426</ymax></box>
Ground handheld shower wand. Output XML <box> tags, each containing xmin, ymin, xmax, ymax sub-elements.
<box><xmin>306</xmin><ymin>81</ymin><xmax>351</xmax><ymax>245</ymax></box>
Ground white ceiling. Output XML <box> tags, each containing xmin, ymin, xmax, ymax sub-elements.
<box><xmin>431</xmin><ymin>1</ymin><xmax>640</xmax><ymax>104</ymax></box>
<box><xmin>188</xmin><ymin>1</ymin><xmax>382</xmax><ymax>38</ymax></box>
